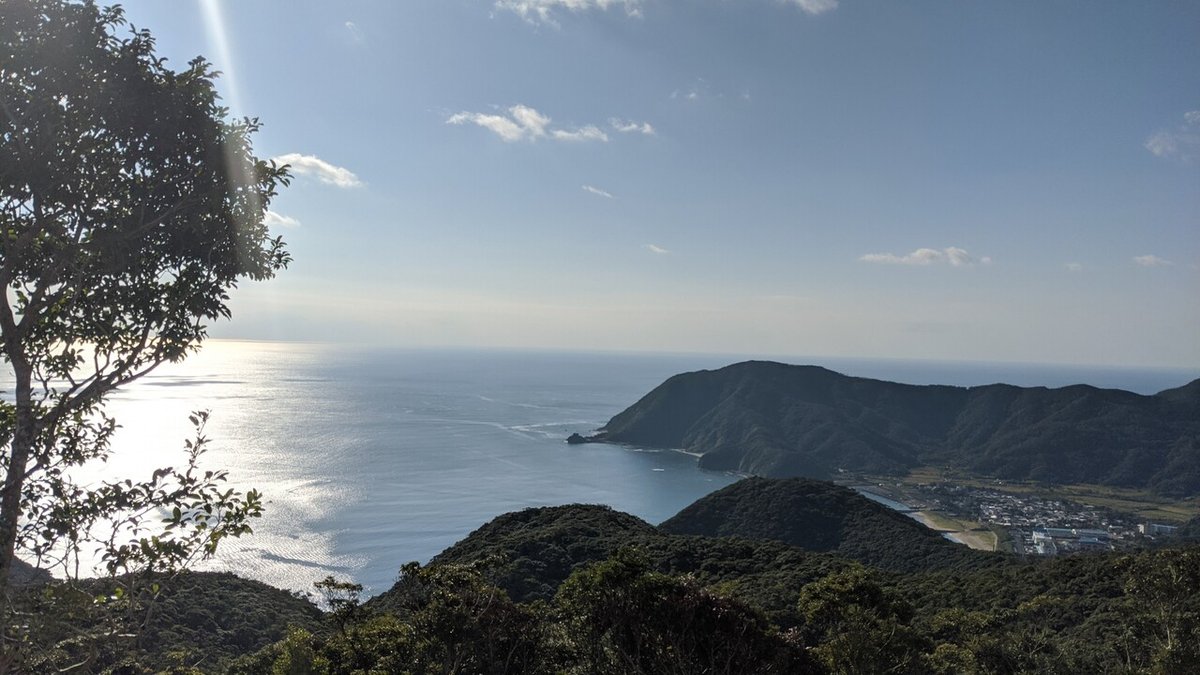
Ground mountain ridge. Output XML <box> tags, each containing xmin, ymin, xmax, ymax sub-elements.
<box><xmin>583</xmin><ymin>361</ymin><xmax>1200</xmax><ymax>495</ymax></box>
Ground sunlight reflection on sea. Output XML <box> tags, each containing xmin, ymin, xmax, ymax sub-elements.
<box><xmin>8</xmin><ymin>341</ymin><xmax>1197</xmax><ymax>596</ymax></box>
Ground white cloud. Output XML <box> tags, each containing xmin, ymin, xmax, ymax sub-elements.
<box><xmin>447</xmin><ymin>111</ymin><xmax>527</xmax><ymax>142</ymax></box>
<box><xmin>496</xmin><ymin>0</ymin><xmax>836</xmax><ymax>24</ymax></box>
<box><xmin>551</xmin><ymin>125</ymin><xmax>608</xmax><ymax>142</ymax></box>
<box><xmin>448</xmin><ymin>105</ymin><xmax>607</xmax><ymax>143</ymax></box>
<box><xmin>1144</xmin><ymin>110</ymin><xmax>1200</xmax><ymax>162</ymax></box>
<box><xmin>582</xmin><ymin>185</ymin><xmax>614</xmax><ymax>198</ymax></box>
<box><xmin>645</xmin><ymin>244</ymin><xmax>670</xmax><ymax>254</ymax></box>
<box><xmin>495</xmin><ymin>0</ymin><xmax>643</xmax><ymax>25</ymax></box>
<box><xmin>509</xmin><ymin>104</ymin><xmax>551</xmax><ymax>137</ymax></box>
<box><xmin>1065</xmin><ymin>262</ymin><xmax>1083</xmax><ymax>272</ymax></box>
<box><xmin>1133</xmin><ymin>254</ymin><xmax>1173</xmax><ymax>268</ymax></box>
<box><xmin>609</xmin><ymin>118</ymin><xmax>656</xmax><ymax>135</ymax></box>
<box><xmin>263</xmin><ymin>210</ymin><xmax>301</xmax><ymax>228</ymax></box>
<box><xmin>859</xmin><ymin>247</ymin><xmax>984</xmax><ymax>267</ymax></box>
<box><xmin>787</xmin><ymin>0</ymin><xmax>839</xmax><ymax>15</ymax></box>
<box><xmin>344</xmin><ymin>21</ymin><xmax>364</xmax><ymax>43</ymax></box>
<box><xmin>944</xmin><ymin>247</ymin><xmax>973</xmax><ymax>267</ymax></box>
<box><xmin>271</xmin><ymin>153</ymin><xmax>362</xmax><ymax>188</ymax></box>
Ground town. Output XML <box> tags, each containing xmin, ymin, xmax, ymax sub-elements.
<box><xmin>848</xmin><ymin>477</ymin><xmax>1182</xmax><ymax>557</ymax></box>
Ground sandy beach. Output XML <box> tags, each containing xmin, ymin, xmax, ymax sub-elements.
<box><xmin>909</xmin><ymin>511</ymin><xmax>997</xmax><ymax>551</ymax></box>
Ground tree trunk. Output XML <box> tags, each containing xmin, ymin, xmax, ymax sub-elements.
<box><xmin>0</xmin><ymin>363</ymin><xmax>33</xmax><ymax>600</ymax></box>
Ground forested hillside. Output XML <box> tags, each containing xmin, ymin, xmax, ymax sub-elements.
<box><xmin>16</xmin><ymin>478</ymin><xmax>1200</xmax><ymax>673</ymax></box>
<box><xmin>589</xmin><ymin>362</ymin><xmax>1200</xmax><ymax>495</ymax></box>
<box><xmin>659</xmin><ymin>477</ymin><xmax>997</xmax><ymax>573</ymax></box>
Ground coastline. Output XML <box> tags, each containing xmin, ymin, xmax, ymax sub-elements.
<box><xmin>908</xmin><ymin>511</ymin><xmax>998</xmax><ymax>552</ymax></box>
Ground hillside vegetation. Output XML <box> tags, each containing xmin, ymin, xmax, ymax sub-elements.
<box><xmin>591</xmin><ymin>361</ymin><xmax>1200</xmax><ymax>495</ymax></box>
<box><xmin>660</xmin><ymin>477</ymin><xmax>998</xmax><ymax>573</ymax></box>
<box><xmin>18</xmin><ymin>478</ymin><xmax>1200</xmax><ymax>673</ymax></box>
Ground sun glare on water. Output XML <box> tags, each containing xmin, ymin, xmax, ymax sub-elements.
<box><xmin>82</xmin><ymin>340</ymin><xmax>365</xmax><ymax>591</ymax></box>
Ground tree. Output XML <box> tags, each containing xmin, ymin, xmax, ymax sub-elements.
<box><xmin>0</xmin><ymin>0</ymin><xmax>287</xmax><ymax>604</ymax></box>
<box><xmin>312</xmin><ymin>575</ymin><xmax>365</xmax><ymax>633</ymax></box>
<box><xmin>555</xmin><ymin>549</ymin><xmax>820</xmax><ymax>674</ymax></box>
<box><xmin>1120</xmin><ymin>549</ymin><xmax>1200</xmax><ymax>673</ymax></box>
<box><xmin>794</xmin><ymin>566</ymin><xmax>925</xmax><ymax>675</ymax></box>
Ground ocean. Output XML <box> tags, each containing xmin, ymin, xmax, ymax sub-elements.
<box><xmin>32</xmin><ymin>341</ymin><xmax>1200</xmax><ymax>595</ymax></box>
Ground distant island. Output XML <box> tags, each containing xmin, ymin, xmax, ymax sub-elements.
<box><xmin>572</xmin><ymin>361</ymin><xmax>1200</xmax><ymax>496</ymax></box>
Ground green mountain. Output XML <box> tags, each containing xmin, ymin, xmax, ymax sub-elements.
<box><xmin>400</xmin><ymin>502</ymin><xmax>855</xmax><ymax>606</ymax></box>
<box><xmin>408</xmin><ymin>504</ymin><xmax>659</xmax><ymax>604</ymax></box>
<box><xmin>23</xmin><ymin>479</ymin><xmax>1200</xmax><ymax>674</ymax></box>
<box><xmin>588</xmin><ymin>361</ymin><xmax>1200</xmax><ymax>495</ymax></box>
<box><xmin>660</xmin><ymin>477</ymin><xmax>997</xmax><ymax>573</ymax></box>
<box><xmin>388</xmin><ymin>477</ymin><xmax>999</xmax><ymax>608</ymax></box>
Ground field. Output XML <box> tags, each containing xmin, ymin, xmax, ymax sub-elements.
<box><xmin>900</xmin><ymin>467</ymin><xmax>1199</xmax><ymax>524</ymax></box>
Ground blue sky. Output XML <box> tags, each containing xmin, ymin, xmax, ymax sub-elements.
<box><xmin>120</xmin><ymin>0</ymin><xmax>1198</xmax><ymax>367</ymax></box>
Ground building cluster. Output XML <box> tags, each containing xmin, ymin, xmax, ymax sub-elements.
<box><xmin>1138</xmin><ymin>522</ymin><xmax>1178</xmax><ymax>537</ymax></box>
<box><xmin>1030</xmin><ymin>527</ymin><xmax>1110</xmax><ymax>555</ymax></box>
<box><xmin>902</xmin><ymin>482</ymin><xmax>1170</xmax><ymax>557</ymax></box>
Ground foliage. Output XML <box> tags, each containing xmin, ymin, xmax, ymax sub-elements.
<box><xmin>235</xmin><ymin>562</ymin><xmax>549</xmax><ymax>675</ymax></box>
<box><xmin>794</xmin><ymin>566</ymin><xmax>925</xmax><ymax>674</ymax></box>
<box><xmin>1117</xmin><ymin>548</ymin><xmax>1200</xmax><ymax>672</ymax></box>
<box><xmin>553</xmin><ymin>548</ymin><xmax>820</xmax><ymax>674</ymax></box>
<box><xmin>312</xmin><ymin>576</ymin><xmax>364</xmax><ymax>633</ymax></box>
<box><xmin>16</xmin><ymin>570</ymin><xmax>322</xmax><ymax>673</ymax></box>
<box><xmin>399</xmin><ymin>502</ymin><xmax>861</xmax><ymax>616</ymax></box>
<box><xmin>59</xmin><ymin>495</ymin><xmax>1195</xmax><ymax>675</ymax></box>
<box><xmin>408</xmin><ymin>504</ymin><xmax>658</xmax><ymax>604</ymax></box>
<box><xmin>0</xmin><ymin>0</ymin><xmax>289</xmax><ymax>581</ymax></box>
<box><xmin>0</xmin><ymin>0</ymin><xmax>288</xmax><ymax>669</ymax></box>
<box><xmin>242</xmin><ymin>555</ymin><xmax>818</xmax><ymax>675</ymax></box>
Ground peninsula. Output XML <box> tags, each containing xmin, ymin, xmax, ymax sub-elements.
<box><xmin>573</xmin><ymin>361</ymin><xmax>1200</xmax><ymax>496</ymax></box>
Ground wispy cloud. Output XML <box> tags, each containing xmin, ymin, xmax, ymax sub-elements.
<box><xmin>1145</xmin><ymin>110</ymin><xmax>1200</xmax><ymax>162</ymax></box>
<box><xmin>264</xmin><ymin>211</ymin><xmax>301</xmax><ymax>228</ymax></box>
<box><xmin>1133</xmin><ymin>254</ymin><xmax>1173</xmax><ymax>268</ymax></box>
<box><xmin>494</xmin><ymin>0</ymin><xmax>835</xmax><ymax>24</ymax></box>
<box><xmin>859</xmin><ymin>247</ymin><xmax>983</xmax><ymax>267</ymax></box>
<box><xmin>344</xmin><ymin>21</ymin><xmax>364</xmax><ymax>43</ymax></box>
<box><xmin>447</xmin><ymin>111</ymin><xmax>529</xmax><ymax>142</ymax></box>
<box><xmin>610</xmin><ymin>118</ymin><xmax>656</xmax><ymax>135</ymax></box>
<box><xmin>551</xmin><ymin>125</ymin><xmax>609</xmax><ymax>142</ymax></box>
<box><xmin>645</xmin><ymin>244</ymin><xmax>670</xmax><ymax>254</ymax></box>
<box><xmin>448</xmin><ymin>104</ymin><xmax>608</xmax><ymax>143</ymax></box>
<box><xmin>1065</xmin><ymin>262</ymin><xmax>1083</xmax><ymax>272</ymax></box>
<box><xmin>495</xmin><ymin>0</ymin><xmax>643</xmax><ymax>25</ymax></box>
<box><xmin>787</xmin><ymin>0</ymin><xmax>839</xmax><ymax>15</ymax></box>
<box><xmin>582</xmin><ymin>185</ymin><xmax>614</xmax><ymax>199</ymax></box>
<box><xmin>671</xmin><ymin>77</ymin><xmax>750</xmax><ymax>103</ymax></box>
<box><xmin>271</xmin><ymin>153</ymin><xmax>362</xmax><ymax>188</ymax></box>
<box><xmin>671</xmin><ymin>79</ymin><xmax>707</xmax><ymax>102</ymax></box>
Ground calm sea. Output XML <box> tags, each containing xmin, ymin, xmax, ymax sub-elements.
<box><xmin>39</xmin><ymin>342</ymin><xmax>1200</xmax><ymax>595</ymax></box>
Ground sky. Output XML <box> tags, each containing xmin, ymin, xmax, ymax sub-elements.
<box><xmin>117</xmin><ymin>0</ymin><xmax>1199</xmax><ymax>367</ymax></box>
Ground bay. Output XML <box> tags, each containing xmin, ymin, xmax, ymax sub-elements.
<box><xmin>25</xmin><ymin>341</ymin><xmax>1200</xmax><ymax>596</ymax></box>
